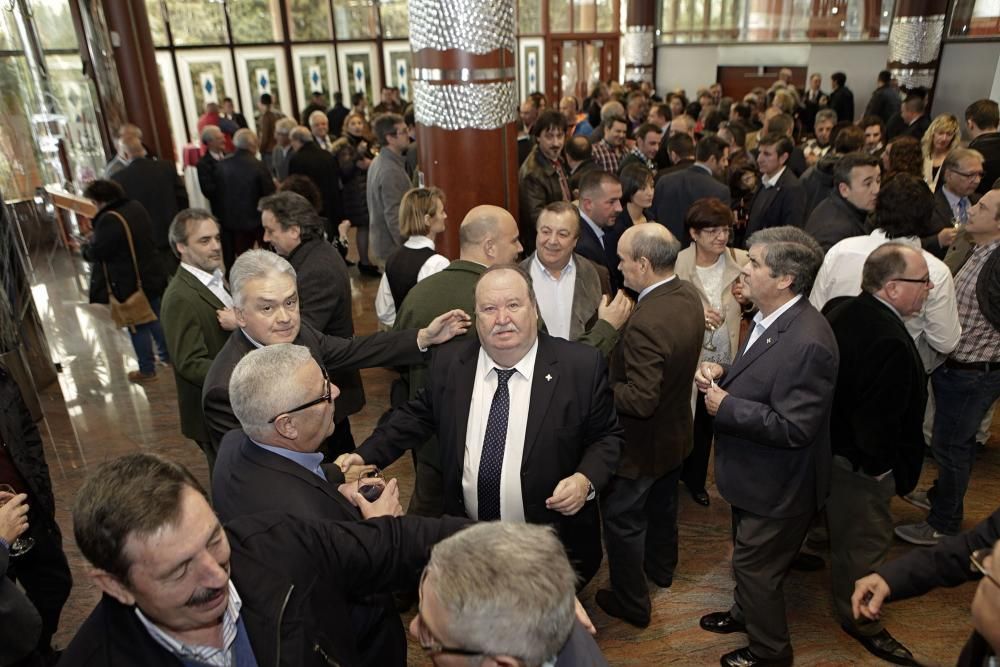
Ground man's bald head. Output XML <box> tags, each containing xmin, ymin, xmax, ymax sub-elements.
<box><xmin>617</xmin><ymin>223</ymin><xmax>681</xmax><ymax>291</ymax></box>
<box><xmin>459</xmin><ymin>205</ymin><xmax>522</xmax><ymax>266</ymax></box>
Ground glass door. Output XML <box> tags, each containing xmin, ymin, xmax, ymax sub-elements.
<box><xmin>549</xmin><ymin>37</ymin><xmax>617</xmax><ymax>102</ymax></box>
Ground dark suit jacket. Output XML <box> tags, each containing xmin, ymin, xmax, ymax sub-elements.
<box><xmin>110</xmin><ymin>157</ymin><xmax>188</xmax><ymax>249</ymax></box>
<box><xmin>81</xmin><ymin>199</ymin><xmax>168</xmax><ymax>303</ymax></box>
<box><xmin>864</xmin><ymin>85</ymin><xmax>901</xmax><ymax>124</ymax></box>
<box><xmin>202</xmin><ymin>324</ymin><xmax>424</xmax><ymax>448</ymax></box>
<box><xmin>555</xmin><ymin>622</ymin><xmax>609</xmax><ymax>666</ymax></box>
<box><xmin>927</xmin><ymin>187</ymin><xmax>979</xmax><ymax>258</ymax></box>
<box><xmin>575</xmin><ymin>213</ymin><xmax>623</xmax><ymax>293</ymax></box>
<box><xmin>216</xmin><ymin>149</ymin><xmax>275</xmax><ymax>232</ymax></box>
<box><xmin>651</xmin><ymin>164</ymin><xmax>730</xmax><ymax>243</ymax></box>
<box><xmin>356</xmin><ymin>334</ymin><xmax>623</xmax><ymax>564</ymax></box>
<box><xmin>804</xmin><ymin>192</ymin><xmax>870</xmax><ymax>253</ymax></box>
<box><xmin>159</xmin><ymin>267</ymin><xmax>230</xmax><ymax>443</ymax></box>
<box><xmin>611</xmin><ymin>279</ymin><xmax>704</xmax><ymax>479</ymax></box>
<box><xmin>971</xmin><ymin>131</ymin><xmax>1000</xmax><ymax>195</ymax></box>
<box><xmin>746</xmin><ymin>169</ymin><xmax>808</xmax><ymax>236</ymax></box>
<box><xmin>196</xmin><ymin>151</ymin><xmax>224</xmax><ymax>216</ymax></box>
<box><xmin>825</xmin><ymin>293</ymin><xmax>926</xmax><ymax>494</ymax></box>
<box><xmin>714</xmin><ymin>298</ymin><xmax>839</xmax><ymax>517</ymax></box>
<box><xmin>212</xmin><ymin>430</ymin><xmax>356</xmax><ymax>523</ymax></box>
<box><xmin>828</xmin><ymin>86</ymin><xmax>855</xmax><ymax>124</ymax></box>
<box><xmin>286</xmin><ymin>237</ymin><xmax>364</xmax><ymax>419</ymax></box>
<box><xmin>900</xmin><ymin>114</ymin><xmax>931</xmax><ymax>142</ymax></box>
<box><xmin>654</xmin><ymin>157</ymin><xmax>695</xmax><ymax>182</ymax></box>
<box><xmin>289</xmin><ymin>141</ymin><xmax>343</xmax><ymax>221</ymax></box>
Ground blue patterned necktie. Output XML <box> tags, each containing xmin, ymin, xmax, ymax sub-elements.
<box><xmin>959</xmin><ymin>198</ymin><xmax>969</xmax><ymax>226</ymax></box>
<box><xmin>477</xmin><ymin>368</ymin><xmax>516</xmax><ymax>521</ymax></box>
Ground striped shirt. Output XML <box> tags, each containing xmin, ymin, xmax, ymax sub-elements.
<box><xmin>591</xmin><ymin>139</ymin><xmax>624</xmax><ymax>174</ymax></box>
<box><xmin>952</xmin><ymin>239</ymin><xmax>1000</xmax><ymax>362</ymax></box>
<box><xmin>136</xmin><ymin>581</ymin><xmax>243</xmax><ymax>667</ymax></box>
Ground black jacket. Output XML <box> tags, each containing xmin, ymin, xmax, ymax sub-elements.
<box><xmin>928</xmin><ymin>188</ymin><xmax>980</xmax><ymax>259</ymax></box>
<box><xmin>82</xmin><ymin>199</ymin><xmax>168</xmax><ymax>303</ymax></box>
<box><xmin>827</xmin><ymin>86</ymin><xmax>855</xmax><ymax>124</ymax></box>
<box><xmin>58</xmin><ymin>513</ymin><xmax>469</xmax><ymax>667</ymax></box>
<box><xmin>800</xmin><ymin>151</ymin><xmax>839</xmax><ymax>216</ymax></box>
<box><xmin>196</xmin><ymin>151</ymin><xmax>225</xmax><ymax>215</ymax></box>
<box><xmin>110</xmin><ymin>157</ymin><xmax>188</xmax><ymax>249</ymax></box>
<box><xmin>289</xmin><ymin>142</ymin><xmax>343</xmax><ymax>223</ymax></box>
<box><xmin>331</xmin><ymin>134</ymin><xmax>370</xmax><ymax>228</ymax></box>
<box><xmin>804</xmin><ymin>191</ymin><xmax>870</xmax><ymax>253</ymax></box>
<box><xmin>970</xmin><ymin>131</ymin><xmax>1000</xmax><ymax>195</ymax></box>
<box><xmin>651</xmin><ymin>164</ymin><xmax>730</xmax><ymax>244</ymax></box>
<box><xmin>217</xmin><ymin>149</ymin><xmax>275</xmax><ymax>232</ymax></box>
<box><xmin>746</xmin><ymin>169</ymin><xmax>807</xmax><ymax>236</ymax></box>
<box><xmin>863</xmin><ymin>85</ymin><xmax>901</xmax><ymax>125</ymax></box>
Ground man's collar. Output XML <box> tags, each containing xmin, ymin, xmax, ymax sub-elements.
<box><xmin>693</xmin><ymin>162</ymin><xmax>713</xmax><ymax>175</ymax></box>
<box><xmin>637</xmin><ymin>274</ymin><xmax>676</xmax><ymax>301</ymax></box>
<box><xmin>532</xmin><ymin>252</ymin><xmax>574</xmax><ymax>278</ymax></box>
<box><xmin>135</xmin><ymin>581</ymin><xmax>242</xmax><ymax>662</ymax></box>
<box><xmin>754</xmin><ymin>293</ymin><xmax>802</xmax><ymax>325</ymax></box>
<box><xmin>579</xmin><ymin>210</ymin><xmax>605</xmax><ymax>237</ymax></box>
<box><xmin>762</xmin><ymin>166</ymin><xmax>786</xmax><ymax>188</ymax></box>
<box><xmin>479</xmin><ymin>337</ymin><xmax>540</xmax><ymax>380</ymax></box>
<box><xmin>181</xmin><ymin>262</ymin><xmax>225</xmax><ymax>287</ymax></box>
<box><xmin>241</xmin><ymin>329</ymin><xmax>266</xmax><ymax>349</ymax></box>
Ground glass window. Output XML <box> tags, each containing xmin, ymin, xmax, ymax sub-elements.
<box><xmin>950</xmin><ymin>0</ymin><xmax>1000</xmax><ymax>37</ymax></box>
<box><xmin>550</xmin><ymin>0</ymin><xmax>571</xmax><ymax>32</ymax></box>
<box><xmin>380</xmin><ymin>0</ymin><xmax>409</xmax><ymax>38</ymax></box>
<box><xmin>333</xmin><ymin>0</ymin><xmax>378</xmax><ymax>40</ymax></box>
<box><xmin>164</xmin><ymin>0</ymin><xmax>227</xmax><ymax>46</ymax></box>
<box><xmin>145</xmin><ymin>0</ymin><xmax>170</xmax><ymax>46</ymax></box>
<box><xmin>229</xmin><ymin>0</ymin><xmax>282</xmax><ymax>43</ymax></box>
<box><xmin>575</xmin><ymin>0</ymin><xmax>596</xmax><ymax>31</ymax></box>
<box><xmin>287</xmin><ymin>0</ymin><xmax>333</xmax><ymax>41</ymax></box>
<box><xmin>518</xmin><ymin>0</ymin><xmax>543</xmax><ymax>34</ymax></box>
<box><xmin>596</xmin><ymin>0</ymin><xmax>615</xmax><ymax>31</ymax></box>
<box><xmin>244</xmin><ymin>57</ymin><xmax>281</xmax><ymax>110</ymax></box>
<box><xmin>0</xmin><ymin>8</ymin><xmax>22</xmax><ymax>51</ymax></box>
<box><xmin>45</xmin><ymin>55</ymin><xmax>105</xmax><ymax>184</ymax></box>
<box><xmin>0</xmin><ymin>56</ymin><xmax>45</xmax><ymax>199</ymax></box>
<box><xmin>31</xmin><ymin>0</ymin><xmax>79</xmax><ymax>51</ymax></box>
<box><xmin>298</xmin><ymin>54</ymin><xmax>332</xmax><ymax>101</ymax></box>
<box><xmin>188</xmin><ymin>60</ymin><xmax>228</xmax><ymax>113</ymax></box>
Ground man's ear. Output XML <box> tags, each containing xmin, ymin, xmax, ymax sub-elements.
<box><xmin>89</xmin><ymin>568</ymin><xmax>136</xmax><ymax>606</ymax></box>
<box><xmin>273</xmin><ymin>415</ymin><xmax>297</xmax><ymax>440</ymax></box>
<box><xmin>234</xmin><ymin>307</ymin><xmax>248</xmax><ymax>329</ymax></box>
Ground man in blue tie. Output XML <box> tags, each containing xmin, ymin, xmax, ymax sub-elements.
<box><xmin>338</xmin><ymin>264</ymin><xmax>623</xmax><ymax>586</ymax></box>
<box><xmin>929</xmin><ymin>148</ymin><xmax>984</xmax><ymax>259</ymax></box>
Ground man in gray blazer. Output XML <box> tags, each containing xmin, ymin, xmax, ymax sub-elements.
<box><xmin>367</xmin><ymin>113</ymin><xmax>411</xmax><ymax>263</ymax></box>
<box><xmin>270</xmin><ymin>117</ymin><xmax>296</xmax><ymax>182</ymax></box>
<box><xmin>696</xmin><ymin>226</ymin><xmax>839</xmax><ymax>667</ymax></box>
<box><xmin>651</xmin><ymin>135</ymin><xmax>731</xmax><ymax>245</ymax></box>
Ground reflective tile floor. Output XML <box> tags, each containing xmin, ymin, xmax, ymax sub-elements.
<box><xmin>25</xmin><ymin>243</ymin><xmax>997</xmax><ymax>666</ymax></box>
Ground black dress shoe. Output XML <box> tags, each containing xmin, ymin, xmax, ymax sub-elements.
<box><xmin>790</xmin><ymin>552</ymin><xmax>825</xmax><ymax>571</ymax></box>
<box><xmin>841</xmin><ymin>625</ymin><xmax>918</xmax><ymax>666</ymax></box>
<box><xmin>644</xmin><ymin>569</ymin><xmax>673</xmax><ymax>588</ymax></box>
<box><xmin>692</xmin><ymin>490</ymin><xmax>710</xmax><ymax>506</ymax></box>
<box><xmin>594</xmin><ymin>589</ymin><xmax>650</xmax><ymax>628</ymax></box>
<box><xmin>699</xmin><ymin>611</ymin><xmax>746</xmax><ymax>634</ymax></box>
<box><xmin>357</xmin><ymin>262</ymin><xmax>382</xmax><ymax>277</ymax></box>
<box><xmin>720</xmin><ymin>647</ymin><xmax>792</xmax><ymax>667</ymax></box>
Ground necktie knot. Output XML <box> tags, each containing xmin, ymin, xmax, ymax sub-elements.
<box><xmin>495</xmin><ymin>368</ymin><xmax>516</xmax><ymax>385</ymax></box>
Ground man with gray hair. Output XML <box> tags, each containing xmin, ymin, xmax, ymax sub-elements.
<box><xmin>202</xmin><ymin>249</ymin><xmax>470</xmax><ymax>450</ymax></box>
<box><xmin>596</xmin><ymin>223</ymin><xmax>704</xmax><ymax>628</ymax></box>
<box><xmin>413</xmin><ymin>522</ymin><xmax>607</xmax><ymax>665</ymax></box>
<box><xmin>308</xmin><ymin>109</ymin><xmax>333</xmax><ymax>151</ymax></box>
<box><xmin>696</xmin><ymin>226</ymin><xmax>839</xmax><ymax>667</ymax></box>
<box><xmin>270</xmin><ymin>117</ymin><xmax>296</xmax><ymax>181</ymax></box>
<box><xmin>216</xmin><ymin>128</ymin><xmax>275</xmax><ymax>270</ymax></box>
<box><xmin>196</xmin><ymin>124</ymin><xmax>227</xmax><ymax>216</ymax></box>
<box><xmin>288</xmin><ymin>123</ymin><xmax>343</xmax><ymax>236</ymax></box>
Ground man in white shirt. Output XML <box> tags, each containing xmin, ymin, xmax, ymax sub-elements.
<box><xmin>160</xmin><ymin>209</ymin><xmax>238</xmax><ymax>470</ymax></box>
<box><xmin>309</xmin><ymin>110</ymin><xmax>333</xmax><ymax>152</ymax></box>
<box><xmin>810</xmin><ymin>172</ymin><xmax>961</xmax><ymax>372</ymax></box>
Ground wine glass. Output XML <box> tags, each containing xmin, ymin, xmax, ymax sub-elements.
<box><xmin>703</xmin><ymin>307</ymin><xmax>726</xmax><ymax>352</ymax></box>
<box><xmin>0</xmin><ymin>484</ymin><xmax>35</xmax><ymax>557</ymax></box>
<box><xmin>357</xmin><ymin>467</ymin><xmax>385</xmax><ymax>503</ymax></box>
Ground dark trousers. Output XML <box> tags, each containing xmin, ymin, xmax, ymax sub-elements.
<box><xmin>827</xmin><ymin>455</ymin><xmax>895</xmax><ymax>634</ymax></box>
<box><xmin>600</xmin><ymin>464</ymin><xmax>682</xmax><ymax>620</ymax></box>
<box><xmin>6</xmin><ymin>525</ymin><xmax>72</xmax><ymax>656</ymax></box>
<box><xmin>222</xmin><ymin>228</ymin><xmax>264</xmax><ymax>273</ymax></box>
<box><xmin>561</xmin><ymin>503</ymin><xmax>603</xmax><ymax>591</ymax></box>
<box><xmin>729</xmin><ymin>506</ymin><xmax>814</xmax><ymax>660</ymax></box>
<box><xmin>128</xmin><ymin>296</ymin><xmax>169</xmax><ymax>374</ymax></box>
<box><xmin>682</xmin><ymin>394</ymin><xmax>713</xmax><ymax>492</ymax></box>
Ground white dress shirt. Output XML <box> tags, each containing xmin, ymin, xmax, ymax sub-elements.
<box><xmin>579</xmin><ymin>211</ymin><xmax>606</xmax><ymax>249</ymax></box>
<box><xmin>761</xmin><ymin>166</ymin><xmax>787</xmax><ymax>189</ymax></box>
<box><xmin>181</xmin><ymin>262</ymin><xmax>233</xmax><ymax>308</ymax></box>
<box><xmin>462</xmin><ymin>339</ymin><xmax>539</xmax><ymax>522</ymax></box>
<box><xmin>637</xmin><ymin>274</ymin><xmax>676</xmax><ymax>302</ymax></box>
<box><xmin>530</xmin><ymin>254</ymin><xmax>576</xmax><ymax>340</ymax></box>
<box><xmin>744</xmin><ymin>295</ymin><xmax>802</xmax><ymax>353</ymax></box>
<box><xmin>810</xmin><ymin>229</ymin><xmax>961</xmax><ymax>371</ymax></box>
<box><xmin>374</xmin><ymin>236</ymin><xmax>450</xmax><ymax>326</ymax></box>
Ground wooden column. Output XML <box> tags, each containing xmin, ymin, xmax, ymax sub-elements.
<box><xmin>101</xmin><ymin>0</ymin><xmax>176</xmax><ymax>162</ymax></box>
<box><xmin>624</xmin><ymin>0</ymin><xmax>657</xmax><ymax>83</ymax></box>
<box><xmin>887</xmin><ymin>0</ymin><xmax>948</xmax><ymax>106</ymax></box>
<box><xmin>409</xmin><ymin>0</ymin><xmax>519</xmax><ymax>259</ymax></box>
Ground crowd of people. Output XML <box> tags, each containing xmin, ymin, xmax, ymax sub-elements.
<box><xmin>1</xmin><ymin>68</ymin><xmax>1000</xmax><ymax>667</ymax></box>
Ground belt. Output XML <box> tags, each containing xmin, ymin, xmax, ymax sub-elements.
<box><xmin>944</xmin><ymin>358</ymin><xmax>1000</xmax><ymax>372</ymax></box>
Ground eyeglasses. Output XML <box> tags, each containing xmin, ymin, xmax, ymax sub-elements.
<box><xmin>892</xmin><ymin>274</ymin><xmax>932</xmax><ymax>286</ymax></box>
<box><xmin>699</xmin><ymin>227</ymin><xmax>731</xmax><ymax>238</ymax></box>
<box><xmin>267</xmin><ymin>369</ymin><xmax>332</xmax><ymax>423</ymax></box>
<box><xmin>952</xmin><ymin>169</ymin><xmax>984</xmax><ymax>180</ymax></box>
<box><xmin>970</xmin><ymin>546</ymin><xmax>1000</xmax><ymax>589</ymax></box>
<box><xmin>414</xmin><ymin>569</ymin><xmax>485</xmax><ymax>658</ymax></box>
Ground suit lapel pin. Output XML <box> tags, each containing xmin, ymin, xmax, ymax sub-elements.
<box><xmin>766</xmin><ymin>337</ymin><xmax>772</xmax><ymax>344</ymax></box>
<box><xmin>545</xmin><ymin>373</ymin><xmax>553</xmax><ymax>382</ymax></box>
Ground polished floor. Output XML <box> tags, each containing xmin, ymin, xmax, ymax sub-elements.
<box><xmin>24</xmin><ymin>239</ymin><xmax>996</xmax><ymax>666</ymax></box>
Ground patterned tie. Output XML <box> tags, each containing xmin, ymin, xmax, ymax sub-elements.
<box><xmin>477</xmin><ymin>368</ymin><xmax>516</xmax><ymax>521</ymax></box>
<box><xmin>959</xmin><ymin>198</ymin><xmax>969</xmax><ymax>226</ymax></box>
<box><xmin>554</xmin><ymin>160</ymin><xmax>572</xmax><ymax>201</ymax></box>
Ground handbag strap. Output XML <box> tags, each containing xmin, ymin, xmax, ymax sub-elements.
<box><xmin>101</xmin><ymin>210</ymin><xmax>143</xmax><ymax>291</ymax></box>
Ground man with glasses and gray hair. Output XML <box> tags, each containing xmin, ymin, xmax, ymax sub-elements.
<box><xmin>270</xmin><ymin>117</ymin><xmax>297</xmax><ymax>181</ymax></box>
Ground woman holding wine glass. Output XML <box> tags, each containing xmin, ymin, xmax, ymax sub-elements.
<box><xmin>674</xmin><ymin>197</ymin><xmax>751</xmax><ymax>506</ymax></box>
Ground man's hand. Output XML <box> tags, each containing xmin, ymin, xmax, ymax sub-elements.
<box><xmin>545</xmin><ymin>473</ymin><xmax>590</xmax><ymax>516</ymax></box>
<box><xmin>695</xmin><ymin>362</ymin><xmax>724</xmax><ymax>393</ymax></box>
<box><xmin>354</xmin><ymin>478</ymin><xmax>403</xmax><ymax>518</ymax></box>
<box><xmin>705</xmin><ymin>383</ymin><xmax>728</xmax><ymax>416</ymax></box>
<box><xmin>217</xmin><ymin>307</ymin><xmax>238</xmax><ymax>331</ymax></box>
<box><xmin>938</xmin><ymin>226</ymin><xmax>958</xmax><ymax>248</ymax></box>
<box><xmin>598</xmin><ymin>291</ymin><xmax>633</xmax><ymax>330</ymax></box>
<box><xmin>334</xmin><ymin>452</ymin><xmax>366</xmax><ymax>474</ymax></box>
<box><xmin>417</xmin><ymin>309</ymin><xmax>472</xmax><ymax>349</ymax></box>
<box><xmin>575</xmin><ymin>597</ymin><xmax>596</xmax><ymax>635</ymax></box>
<box><xmin>704</xmin><ymin>306</ymin><xmax>724</xmax><ymax>330</ymax></box>
<box><xmin>852</xmin><ymin>573</ymin><xmax>891</xmax><ymax>621</ymax></box>
<box><xmin>0</xmin><ymin>492</ymin><xmax>29</xmax><ymax>545</ymax></box>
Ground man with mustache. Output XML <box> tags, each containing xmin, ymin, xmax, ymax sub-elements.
<box><xmin>161</xmin><ymin>209</ymin><xmax>239</xmax><ymax>471</ymax></box>
<box><xmin>59</xmin><ymin>453</ymin><xmax>469</xmax><ymax>666</ymax></box>
<box><xmin>337</xmin><ymin>265</ymin><xmax>623</xmax><ymax>586</ymax></box>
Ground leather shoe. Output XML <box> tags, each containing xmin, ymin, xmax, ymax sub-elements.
<box><xmin>841</xmin><ymin>625</ymin><xmax>918</xmax><ymax>665</ymax></box>
<box><xmin>594</xmin><ymin>589</ymin><xmax>650</xmax><ymax>628</ymax></box>
<box><xmin>692</xmin><ymin>489</ymin><xmax>710</xmax><ymax>506</ymax></box>
<box><xmin>720</xmin><ymin>647</ymin><xmax>792</xmax><ymax>667</ymax></box>
<box><xmin>789</xmin><ymin>552</ymin><xmax>825</xmax><ymax>571</ymax></box>
<box><xmin>645</xmin><ymin>569</ymin><xmax>673</xmax><ymax>588</ymax></box>
<box><xmin>700</xmin><ymin>611</ymin><xmax>746</xmax><ymax>634</ymax></box>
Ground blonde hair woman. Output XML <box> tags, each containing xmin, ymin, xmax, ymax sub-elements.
<box><xmin>922</xmin><ymin>113</ymin><xmax>961</xmax><ymax>190</ymax></box>
<box><xmin>374</xmin><ymin>187</ymin><xmax>450</xmax><ymax>327</ymax></box>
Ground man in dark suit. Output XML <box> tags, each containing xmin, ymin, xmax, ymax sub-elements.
<box><xmin>966</xmin><ymin>99</ymin><xmax>1000</xmax><ymax>196</ymax></box>
<box><xmin>216</xmin><ymin>129</ymin><xmax>275</xmax><ymax>271</ymax></box>
<box><xmin>863</xmin><ymin>70</ymin><xmax>901</xmax><ymax>125</ymax></box>
<box><xmin>828</xmin><ymin>72</ymin><xmax>855</xmax><ymax>124</ymax></box>
<box><xmin>417</xmin><ymin>522</ymin><xmax>609</xmax><ymax>666</ymax></box>
<box><xmin>804</xmin><ymin>152</ymin><xmax>880</xmax><ymax>253</ymax></box>
<box><xmin>288</xmin><ymin>125</ymin><xmax>343</xmax><ymax>234</ymax></box>
<box><xmin>326</xmin><ymin>92</ymin><xmax>349</xmax><ymax>138</ymax></box>
<box><xmin>697</xmin><ymin>226</ymin><xmax>838</xmax><ymax>667</ymax></box>
<box><xmin>259</xmin><ymin>191</ymin><xmax>360</xmax><ymax>455</ymax></box>
<box><xmin>575</xmin><ymin>170</ymin><xmax>625</xmax><ymax>293</ymax></box>
<box><xmin>652</xmin><ymin>135</ymin><xmax>730</xmax><ymax>244</ymax></box>
<box><xmin>201</xmin><ymin>249</ymin><xmax>470</xmax><ymax>450</ymax></box>
<box><xmin>195</xmin><ymin>125</ymin><xmax>226</xmax><ymax>217</ymax></box>
<box><xmin>111</xmin><ymin>135</ymin><xmax>189</xmax><ymax>273</ymax></box>
<box><xmin>824</xmin><ymin>243</ymin><xmax>930</xmax><ymax>665</ymax></box>
<box><xmin>160</xmin><ymin>210</ymin><xmax>235</xmax><ymax>470</ymax></box>
<box><xmin>898</xmin><ymin>95</ymin><xmax>931</xmax><ymax>141</ymax></box>
<box><xmin>927</xmin><ymin>148</ymin><xmax>984</xmax><ymax>258</ymax></box>
<box><xmin>221</xmin><ymin>97</ymin><xmax>248</xmax><ymax>130</ymax></box>
<box><xmin>747</xmin><ymin>133</ymin><xmax>808</xmax><ymax>236</ymax></box>
<box><xmin>654</xmin><ymin>130</ymin><xmax>695</xmax><ymax>178</ymax></box>
<box><xmin>338</xmin><ymin>265</ymin><xmax>623</xmax><ymax>586</ymax></box>
<box><xmin>801</xmin><ymin>73</ymin><xmax>825</xmax><ymax>133</ymax></box>
<box><xmin>596</xmin><ymin>225</ymin><xmax>704</xmax><ymax>628</ymax></box>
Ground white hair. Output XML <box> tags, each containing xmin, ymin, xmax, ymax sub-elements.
<box><xmin>230</xmin><ymin>344</ymin><xmax>316</xmax><ymax>440</ymax></box>
<box><xmin>229</xmin><ymin>249</ymin><xmax>297</xmax><ymax>309</ymax></box>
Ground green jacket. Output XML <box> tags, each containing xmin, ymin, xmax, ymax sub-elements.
<box><xmin>160</xmin><ymin>267</ymin><xmax>230</xmax><ymax>443</ymax></box>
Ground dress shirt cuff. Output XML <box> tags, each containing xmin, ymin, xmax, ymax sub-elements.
<box><xmin>0</xmin><ymin>536</ymin><xmax>9</xmax><ymax>553</ymax></box>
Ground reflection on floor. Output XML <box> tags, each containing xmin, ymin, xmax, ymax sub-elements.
<box><xmin>27</xmin><ymin>244</ymin><xmax>995</xmax><ymax>666</ymax></box>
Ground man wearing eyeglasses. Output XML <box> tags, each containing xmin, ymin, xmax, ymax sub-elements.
<box><xmin>927</xmin><ymin>148</ymin><xmax>984</xmax><ymax>259</ymax></box>
<box><xmin>822</xmin><ymin>244</ymin><xmax>931</xmax><ymax>665</ymax></box>
<box><xmin>367</xmin><ymin>113</ymin><xmax>411</xmax><ymax>265</ymax></box>
<box><xmin>897</xmin><ymin>187</ymin><xmax>1000</xmax><ymax>547</ymax></box>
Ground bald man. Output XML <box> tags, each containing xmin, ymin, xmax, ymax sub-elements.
<box><xmin>386</xmin><ymin>205</ymin><xmax>523</xmax><ymax>517</ymax></box>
